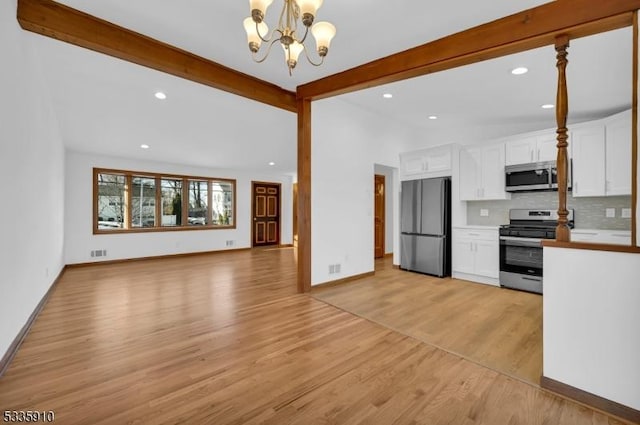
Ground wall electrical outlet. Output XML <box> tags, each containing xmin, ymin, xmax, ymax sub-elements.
<box><xmin>621</xmin><ymin>208</ymin><xmax>632</xmax><ymax>218</ymax></box>
<box><xmin>480</xmin><ymin>209</ymin><xmax>489</xmax><ymax>217</ymax></box>
<box><xmin>605</xmin><ymin>208</ymin><xmax>616</xmax><ymax>218</ymax></box>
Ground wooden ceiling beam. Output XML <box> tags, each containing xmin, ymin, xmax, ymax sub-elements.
<box><xmin>17</xmin><ymin>0</ymin><xmax>298</xmax><ymax>113</ymax></box>
<box><xmin>297</xmin><ymin>0</ymin><xmax>639</xmax><ymax>100</ymax></box>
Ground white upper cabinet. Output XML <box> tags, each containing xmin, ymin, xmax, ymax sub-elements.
<box><xmin>459</xmin><ymin>148</ymin><xmax>481</xmax><ymax>200</ymax></box>
<box><xmin>604</xmin><ymin>110</ymin><xmax>632</xmax><ymax>196</ymax></box>
<box><xmin>505</xmin><ymin>133</ymin><xmax>558</xmax><ymax>166</ymax></box>
<box><xmin>459</xmin><ymin>143</ymin><xmax>510</xmax><ymax>201</ymax></box>
<box><xmin>481</xmin><ymin>144</ymin><xmax>508</xmax><ymax>200</ymax></box>
<box><xmin>505</xmin><ymin>136</ymin><xmax>538</xmax><ymax>165</ymax></box>
<box><xmin>536</xmin><ymin>133</ymin><xmax>559</xmax><ymax>162</ymax></box>
<box><xmin>400</xmin><ymin>145</ymin><xmax>453</xmax><ymax>180</ymax></box>
<box><xmin>572</xmin><ymin>124</ymin><xmax>606</xmax><ymax>197</ymax></box>
<box><xmin>571</xmin><ymin>109</ymin><xmax>631</xmax><ymax>197</ymax></box>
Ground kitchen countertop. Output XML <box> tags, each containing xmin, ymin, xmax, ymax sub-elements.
<box><xmin>453</xmin><ymin>225</ymin><xmax>502</xmax><ymax>230</ymax></box>
<box><xmin>572</xmin><ymin>228</ymin><xmax>631</xmax><ymax>234</ymax></box>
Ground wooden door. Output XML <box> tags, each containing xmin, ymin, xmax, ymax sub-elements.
<box><xmin>252</xmin><ymin>182</ymin><xmax>280</xmax><ymax>247</ymax></box>
<box><xmin>374</xmin><ymin>175</ymin><xmax>385</xmax><ymax>258</ymax></box>
<box><xmin>292</xmin><ymin>183</ymin><xmax>298</xmax><ymax>247</ymax></box>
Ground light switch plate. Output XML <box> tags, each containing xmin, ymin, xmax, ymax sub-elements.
<box><xmin>480</xmin><ymin>209</ymin><xmax>489</xmax><ymax>217</ymax></box>
<box><xmin>621</xmin><ymin>208</ymin><xmax>632</xmax><ymax>218</ymax></box>
<box><xmin>605</xmin><ymin>208</ymin><xmax>616</xmax><ymax>218</ymax></box>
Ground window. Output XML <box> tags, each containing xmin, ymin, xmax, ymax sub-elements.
<box><xmin>96</xmin><ymin>173</ymin><xmax>126</xmax><ymax>229</ymax></box>
<box><xmin>188</xmin><ymin>180</ymin><xmax>208</xmax><ymax>226</ymax></box>
<box><xmin>211</xmin><ymin>180</ymin><xmax>234</xmax><ymax>226</ymax></box>
<box><xmin>161</xmin><ymin>178</ymin><xmax>182</xmax><ymax>227</ymax></box>
<box><xmin>94</xmin><ymin>168</ymin><xmax>235</xmax><ymax>234</ymax></box>
<box><xmin>131</xmin><ymin>176</ymin><xmax>156</xmax><ymax>228</ymax></box>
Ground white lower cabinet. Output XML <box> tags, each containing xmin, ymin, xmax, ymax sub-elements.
<box><xmin>452</xmin><ymin>228</ymin><xmax>499</xmax><ymax>286</ymax></box>
<box><xmin>571</xmin><ymin>229</ymin><xmax>631</xmax><ymax>245</ymax></box>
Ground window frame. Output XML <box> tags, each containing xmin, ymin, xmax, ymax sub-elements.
<box><xmin>93</xmin><ymin>168</ymin><xmax>236</xmax><ymax>235</ymax></box>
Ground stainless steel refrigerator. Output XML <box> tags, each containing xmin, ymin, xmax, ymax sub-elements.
<box><xmin>400</xmin><ymin>177</ymin><xmax>451</xmax><ymax>277</ymax></box>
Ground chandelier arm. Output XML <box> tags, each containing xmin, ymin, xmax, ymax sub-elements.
<box><xmin>298</xmin><ymin>25</ymin><xmax>310</xmax><ymax>45</ymax></box>
<box><xmin>251</xmin><ymin>38</ymin><xmax>281</xmax><ymax>63</ymax></box>
<box><xmin>302</xmin><ymin>44</ymin><xmax>325</xmax><ymax>67</ymax></box>
<box><xmin>255</xmin><ymin>21</ymin><xmax>278</xmax><ymax>43</ymax></box>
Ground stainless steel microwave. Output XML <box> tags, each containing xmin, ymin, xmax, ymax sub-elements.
<box><xmin>505</xmin><ymin>160</ymin><xmax>571</xmax><ymax>192</ymax></box>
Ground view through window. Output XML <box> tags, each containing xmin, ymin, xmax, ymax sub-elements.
<box><xmin>94</xmin><ymin>169</ymin><xmax>235</xmax><ymax>233</ymax></box>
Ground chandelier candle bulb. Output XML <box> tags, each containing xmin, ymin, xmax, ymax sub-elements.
<box><xmin>295</xmin><ymin>0</ymin><xmax>323</xmax><ymax>25</ymax></box>
<box><xmin>311</xmin><ymin>21</ymin><xmax>336</xmax><ymax>56</ymax></box>
<box><xmin>244</xmin><ymin>18</ymin><xmax>268</xmax><ymax>52</ymax></box>
<box><xmin>283</xmin><ymin>41</ymin><xmax>304</xmax><ymax>69</ymax></box>
<box><xmin>250</xmin><ymin>0</ymin><xmax>274</xmax><ymax>22</ymax></box>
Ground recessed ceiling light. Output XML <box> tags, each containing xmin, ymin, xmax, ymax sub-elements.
<box><xmin>428</xmin><ymin>116</ymin><xmax>438</xmax><ymax>120</ymax></box>
<box><xmin>541</xmin><ymin>104</ymin><xmax>555</xmax><ymax>109</ymax></box>
<box><xmin>383</xmin><ymin>93</ymin><xmax>393</xmax><ymax>99</ymax></box>
<box><xmin>268</xmin><ymin>162</ymin><xmax>275</xmax><ymax>166</ymax></box>
<box><xmin>511</xmin><ymin>67</ymin><xmax>529</xmax><ymax>75</ymax></box>
<box><xmin>154</xmin><ymin>92</ymin><xmax>167</xmax><ymax>100</ymax></box>
<box><xmin>140</xmin><ymin>144</ymin><xmax>150</xmax><ymax>149</ymax></box>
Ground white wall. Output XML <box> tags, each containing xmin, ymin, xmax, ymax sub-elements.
<box><xmin>374</xmin><ymin>164</ymin><xmax>396</xmax><ymax>255</ymax></box>
<box><xmin>311</xmin><ymin>98</ymin><xmax>420</xmax><ymax>285</ymax></box>
<box><xmin>543</xmin><ymin>247</ymin><xmax>640</xmax><ymax>410</ymax></box>
<box><xmin>0</xmin><ymin>0</ymin><xmax>66</xmax><ymax>359</ymax></box>
<box><xmin>65</xmin><ymin>151</ymin><xmax>293</xmax><ymax>264</ymax></box>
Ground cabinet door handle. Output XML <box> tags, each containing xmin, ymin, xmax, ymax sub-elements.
<box><xmin>537</xmin><ymin>148</ymin><xmax>541</xmax><ymax>161</ymax></box>
<box><xmin>530</xmin><ymin>150</ymin><xmax>534</xmax><ymax>162</ymax></box>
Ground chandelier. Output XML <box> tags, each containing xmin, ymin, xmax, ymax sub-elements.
<box><xmin>243</xmin><ymin>0</ymin><xmax>336</xmax><ymax>75</ymax></box>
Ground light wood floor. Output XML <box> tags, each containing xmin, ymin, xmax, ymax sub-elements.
<box><xmin>313</xmin><ymin>258</ymin><xmax>542</xmax><ymax>385</ymax></box>
<box><xmin>0</xmin><ymin>248</ymin><xmax>627</xmax><ymax>424</ymax></box>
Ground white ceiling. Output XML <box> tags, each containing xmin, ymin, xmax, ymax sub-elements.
<box><xmin>28</xmin><ymin>1</ymin><xmax>633</xmax><ymax>175</ymax></box>
<box><xmin>339</xmin><ymin>27</ymin><xmax>633</xmax><ymax>146</ymax></box>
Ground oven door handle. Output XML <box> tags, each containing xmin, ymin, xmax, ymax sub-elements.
<box><xmin>499</xmin><ymin>236</ymin><xmax>543</xmax><ymax>247</ymax></box>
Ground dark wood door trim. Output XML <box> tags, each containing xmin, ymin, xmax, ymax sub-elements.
<box><xmin>16</xmin><ymin>0</ymin><xmax>297</xmax><ymax>112</ymax></box>
<box><xmin>374</xmin><ymin>174</ymin><xmax>385</xmax><ymax>259</ymax></box>
<box><xmin>251</xmin><ymin>181</ymin><xmax>282</xmax><ymax>247</ymax></box>
<box><xmin>292</xmin><ymin>183</ymin><xmax>298</xmax><ymax>247</ymax></box>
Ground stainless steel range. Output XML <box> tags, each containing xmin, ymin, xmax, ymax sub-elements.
<box><xmin>499</xmin><ymin>209</ymin><xmax>574</xmax><ymax>294</ymax></box>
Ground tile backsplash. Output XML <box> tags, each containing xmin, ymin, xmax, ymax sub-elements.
<box><xmin>466</xmin><ymin>192</ymin><xmax>632</xmax><ymax>230</ymax></box>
